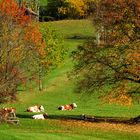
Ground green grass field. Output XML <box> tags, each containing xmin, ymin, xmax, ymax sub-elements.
<box><xmin>43</xmin><ymin>20</ymin><xmax>95</xmax><ymax>39</ymax></box>
<box><xmin>0</xmin><ymin>19</ymin><xmax>140</xmax><ymax>140</ymax></box>
<box><xmin>40</xmin><ymin>0</ymin><xmax>48</xmax><ymax>6</ymax></box>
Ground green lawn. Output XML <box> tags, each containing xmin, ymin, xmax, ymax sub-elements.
<box><xmin>40</xmin><ymin>0</ymin><xmax>48</xmax><ymax>6</ymax></box>
<box><xmin>42</xmin><ymin>19</ymin><xmax>95</xmax><ymax>39</ymax></box>
<box><xmin>0</xmin><ymin>19</ymin><xmax>140</xmax><ymax>140</ymax></box>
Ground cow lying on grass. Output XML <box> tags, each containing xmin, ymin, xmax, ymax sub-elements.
<box><xmin>58</xmin><ymin>103</ymin><xmax>77</xmax><ymax>110</ymax></box>
<box><xmin>32</xmin><ymin>113</ymin><xmax>48</xmax><ymax>120</ymax></box>
<box><xmin>0</xmin><ymin>107</ymin><xmax>19</xmax><ymax>124</ymax></box>
<box><xmin>27</xmin><ymin>105</ymin><xmax>44</xmax><ymax>112</ymax></box>
<box><xmin>3</xmin><ymin>107</ymin><xmax>16</xmax><ymax>113</ymax></box>
<box><xmin>0</xmin><ymin>107</ymin><xmax>16</xmax><ymax>118</ymax></box>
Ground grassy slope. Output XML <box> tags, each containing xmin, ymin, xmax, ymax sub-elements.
<box><xmin>44</xmin><ymin>19</ymin><xmax>94</xmax><ymax>39</ymax></box>
<box><xmin>0</xmin><ymin>19</ymin><xmax>140</xmax><ymax>140</ymax></box>
<box><xmin>40</xmin><ymin>0</ymin><xmax>48</xmax><ymax>6</ymax></box>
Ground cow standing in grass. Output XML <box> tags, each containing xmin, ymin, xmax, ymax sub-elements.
<box><xmin>58</xmin><ymin>103</ymin><xmax>77</xmax><ymax>110</ymax></box>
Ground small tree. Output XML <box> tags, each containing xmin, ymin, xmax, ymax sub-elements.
<box><xmin>40</xmin><ymin>25</ymin><xmax>66</xmax><ymax>89</ymax></box>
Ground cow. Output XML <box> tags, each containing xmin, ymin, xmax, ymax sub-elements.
<box><xmin>3</xmin><ymin>107</ymin><xmax>16</xmax><ymax>113</ymax></box>
<box><xmin>58</xmin><ymin>103</ymin><xmax>77</xmax><ymax>110</ymax></box>
<box><xmin>32</xmin><ymin>113</ymin><xmax>48</xmax><ymax>120</ymax></box>
<box><xmin>27</xmin><ymin>105</ymin><xmax>44</xmax><ymax>113</ymax></box>
<box><xmin>0</xmin><ymin>107</ymin><xmax>16</xmax><ymax>118</ymax></box>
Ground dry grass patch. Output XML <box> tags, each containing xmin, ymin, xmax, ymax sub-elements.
<box><xmin>59</xmin><ymin>119</ymin><xmax>140</xmax><ymax>134</ymax></box>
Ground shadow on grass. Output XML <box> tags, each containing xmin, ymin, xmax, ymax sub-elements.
<box><xmin>79</xmin><ymin>114</ymin><xmax>140</xmax><ymax>124</ymax></box>
<box><xmin>48</xmin><ymin>114</ymin><xmax>81</xmax><ymax>120</ymax></box>
<box><xmin>16</xmin><ymin>113</ymin><xmax>81</xmax><ymax>120</ymax></box>
<box><xmin>45</xmin><ymin>114</ymin><xmax>140</xmax><ymax>124</ymax></box>
<box><xmin>16</xmin><ymin>113</ymin><xmax>33</xmax><ymax>119</ymax></box>
<box><xmin>16</xmin><ymin>113</ymin><xmax>140</xmax><ymax>124</ymax></box>
<box><xmin>66</xmin><ymin>35</ymin><xmax>95</xmax><ymax>40</ymax></box>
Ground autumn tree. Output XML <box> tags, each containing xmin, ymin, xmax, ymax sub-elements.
<box><xmin>58</xmin><ymin>0</ymin><xmax>96</xmax><ymax>19</ymax></box>
<box><xmin>18</xmin><ymin>0</ymin><xmax>38</xmax><ymax>10</ymax></box>
<box><xmin>0</xmin><ymin>0</ymin><xmax>46</xmax><ymax>102</ymax></box>
<box><xmin>45</xmin><ymin>0</ymin><xmax>95</xmax><ymax>20</ymax></box>
<box><xmin>58</xmin><ymin>0</ymin><xmax>87</xmax><ymax>19</ymax></box>
<box><xmin>72</xmin><ymin>0</ymin><xmax>140</xmax><ymax>105</ymax></box>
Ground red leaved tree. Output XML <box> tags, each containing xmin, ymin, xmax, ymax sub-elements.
<box><xmin>0</xmin><ymin>0</ymin><xmax>46</xmax><ymax>102</ymax></box>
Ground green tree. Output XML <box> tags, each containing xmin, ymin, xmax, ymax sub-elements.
<box><xmin>40</xmin><ymin>24</ymin><xmax>66</xmax><ymax>74</ymax></box>
<box><xmin>45</xmin><ymin>0</ymin><xmax>64</xmax><ymax>20</ymax></box>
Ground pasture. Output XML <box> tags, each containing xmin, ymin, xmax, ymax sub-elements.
<box><xmin>0</xmin><ymin>19</ymin><xmax>140</xmax><ymax>140</ymax></box>
<box><xmin>40</xmin><ymin>0</ymin><xmax>48</xmax><ymax>6</ymax></box>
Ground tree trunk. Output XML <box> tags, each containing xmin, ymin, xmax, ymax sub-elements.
<box><xmin>38</xmin><ymin>63</ymin><xmax>43</xmax><ymax>91</ymax></box>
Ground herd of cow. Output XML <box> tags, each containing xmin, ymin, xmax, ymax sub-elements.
<box><xmin>0</xmin><ymin>103</ymin><xmax>77</xmax><ymax>120</ymax></box>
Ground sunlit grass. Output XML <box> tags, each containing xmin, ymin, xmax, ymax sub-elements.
<box><xmin>41</xmin><ymin>19</ymin><xmax>95</xmax><ymax>39</ymax></box>
<box><xmin>0</xmin><ymin>19</ymin><xmax>140</xmax><ymax>139</ymax></box>
<box><xmin>40</xmin><ymin>0</ymin><xmax>48</xmax><ymax>6</ymax></box>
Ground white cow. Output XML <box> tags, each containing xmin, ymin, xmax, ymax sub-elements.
<box><xmin>32</xmin><ymin>113</ymin><xmax>48</xmax><ymax>120</ymax></box>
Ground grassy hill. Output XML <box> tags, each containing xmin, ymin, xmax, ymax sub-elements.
<box><xmin>40</xmin><ymin>0</ymin><xmax>48</xmax><ymax>6</ymax></box>
<box><xmin>0</xmin><ymin>19</ymin><xmax>140</xmax><ymax>140</ymax></box>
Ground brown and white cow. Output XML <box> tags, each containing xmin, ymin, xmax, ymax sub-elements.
<box><xmin>58</xmin><ymin>103</ymin><xmax>77</xmax><ymax>110</ymax></box>
<box><xmin>3</xmin><ymin>107</ymin><xmax>16</xmax><ymax>113</ymax></box>
<box><xmin>27</xmin><ymin>105</ymin><xmax>44</xmax><ymax>113</ymax></box>
<box><xmin>32</xmin><ymin>113</ymin><xmax>48</xmax><ymax>120</ymax></box>
<box><xmin>0</xmin><ymin>107</ymin><xmax>16</xmax><ymax>118</ymax></box>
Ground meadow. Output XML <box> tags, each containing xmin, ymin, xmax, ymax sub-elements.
<box><xmin>40</xmin><ymin>0</ymin><xmax>48</xmax><ymax>6</ymax></box>
<box><xmin>0</xmin><ymin>19</ymin><xmax>140</xmax><ymax>140</ymax></box>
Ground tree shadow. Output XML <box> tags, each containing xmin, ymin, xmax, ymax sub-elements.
<box><xmin>16</xmin><ymin>113</ymin><xmax>140</xmax><ymax>124</ymax></box>
<box><xmin>16</xmin><ymin>113</ymin><xmax>33</xmax><ymax>119</ymax></box>
<box><xmin>80</xmin><ymin>114</ymin><xmax>140</xmax><ymax>125</ymax></box>
<box><xmin>48</xmin><ymin>114</ymin><xmax>81</xmax><ymax>120</ymax></box>
<box><xmin>66</xmin><ymin>35</ymin><xmax>95</xmax><ymax>40</ymax></box>
<box><xmin>44</xmin><ymin>114</ymin><xmax>140</xmax><ymax>125</ymax></box>
<box><xmin>16</xmin><ymin>113</ymin><xmax>81</xmax><ymax>120</ymax></box>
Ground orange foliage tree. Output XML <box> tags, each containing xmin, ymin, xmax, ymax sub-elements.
<box><xmin>58</xmin><ymin>0</ymin><xmax>96</xmax><ymax>19</ymax></box>
<box><xmin>72</xmin><ymin>0</ymin><xmax>140</xmax><ymax>105</ymax></box>
<box><xmin>58</xmin><ymin>0</ymin><xmax>87</xmax><ymax>18</ymax></box>
<box><xmin>0</xmin><ymin>0</ymin><xmax>46</xmax><ymax>102</ymax></box>
<box><xmin>46</xmin><ymin>0</ymin><xmax>95</xmax><ymax>20</ymax></box>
